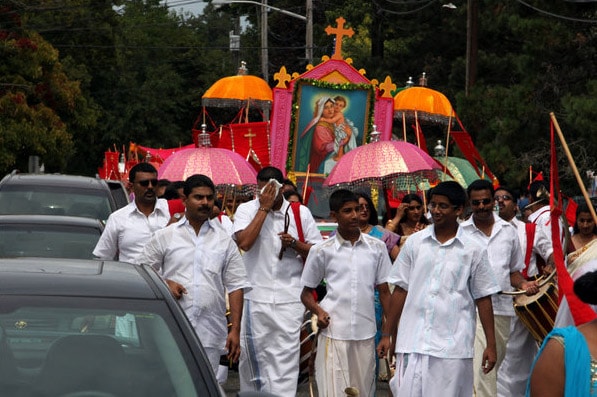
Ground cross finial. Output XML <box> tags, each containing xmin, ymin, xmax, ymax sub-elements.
<box><xmin>325</xmin><ymin>17</ymin><xmax>354</xmax><ymax>60</ymax></box>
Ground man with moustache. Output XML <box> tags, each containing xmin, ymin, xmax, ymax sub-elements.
<box><xmin>461</xmin><ymin>179</ymin><xmax>538</xmax><ymax>397</ymax></box>
<box><xmin>93</xmin><ymin>162</ymin><xmax>170</xmax><ymax>263</ymax></box>
<box><xmin>138</xmin><ymin>174</ymin><xmax>249</xmax><ymax>377</ymax></box>
<box><xmin>493</xmin><ymin>186</ymin><xmax>542</xmax><ymax>397</ymax></box>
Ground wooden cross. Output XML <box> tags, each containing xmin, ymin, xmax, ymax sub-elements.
<box><xmin>325</xmin><ymin>17</ymin><xmax>354</xmax><ymax>60</ymax></box>
<box><xmin>244</xmin><ymin>129</ymin><xmax>256</xmax><ymax>148</ymax></box>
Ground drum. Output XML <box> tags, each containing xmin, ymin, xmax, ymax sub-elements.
<box><xmin>298</xmin><ymin>311</ymin><xmax>318</xmax><ymax>385</ymax></box>
<box><xmin>513</xmin><ymin>280</ymin><xmax>559</xmax><ymax>344</ymax></box>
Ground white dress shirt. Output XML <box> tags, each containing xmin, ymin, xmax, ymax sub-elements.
<box><xmin>93</xmin><ymin>198</ymin><xmax>170</xmax><ymax>263</ymax></box>
<box><xmin>301</xmin><ymin>232</ymin><xmax>391</xmax><ymax>340</ymax></box>
<box><xmin>527</xmin><ymin>205</ymin><xmax>556</xmax><ymax>263</ymax></box>
<box><xmin>234</xmin><ymin>198</ymin><xmax>323</xmax><ymax>304</ymax></box>
<box><xmin>138</xmin><ymin>217</ymin><xmax>249</xmax><ymax>349</ymax></box>
<box><xmin>460</xmin><ymin>213</ymin><xmax>524</xmax><ymax>316</ymax></box>
<box><xmin>389</xmin><ymin>226</ymin><xmax>500</xmax><ymax>359</ymax></box>
<box><xmin>510</xmin><ymin>216</ymin><xmax>539</xmax><ymax>277</ymax></box>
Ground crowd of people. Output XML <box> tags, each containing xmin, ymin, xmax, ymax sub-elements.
<box><xmin>92</xmin><ymin>162</ymin><xmax>597</xmax><ymax>397</ymax></box>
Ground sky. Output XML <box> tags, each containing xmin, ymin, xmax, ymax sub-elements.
<box><xmin>161</xmin><ymin>0</ymin><xmax>207</xmax><ymax>15</ymax></box>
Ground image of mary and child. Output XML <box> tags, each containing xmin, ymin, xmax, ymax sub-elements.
<box><xmin>300</xmin><ymin>95</ymin><xmax>358</xmax><ymax>175</ymax></box>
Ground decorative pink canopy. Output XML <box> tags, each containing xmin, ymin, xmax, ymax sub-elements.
<box><xmin>323</xmin><ymin>140</ymin><xmax>441</xmax><ymax>188</ymax></box>
<box><xmin>158</xmin><ymin>147</ymin><xmax>257</xmax><ymax>186</ymax></box>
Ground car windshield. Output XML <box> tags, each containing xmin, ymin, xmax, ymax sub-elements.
<box><xmin>0</xmin><ymin>224</ymin><xmax>101</xmax><ymax>259</ymax></box>
<box><xmin>0</xmin><ymin>186</ymin><xmax>113</xmax><ymax>221</ymax></box>
<box><xmin>0</xmin><ymin>296</ymin><xmax>203</xmax><ymax>397</ymax></box>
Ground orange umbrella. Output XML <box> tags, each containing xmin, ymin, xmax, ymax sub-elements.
<box><xmin>393</xmin><ymin>86</ymin><xmax>454</xmax><ymax>123</ymax></box>
<box><xmin>202</xmin><ymin>62</ymin><xmax>272</xmax><ymax>111</ymax></box>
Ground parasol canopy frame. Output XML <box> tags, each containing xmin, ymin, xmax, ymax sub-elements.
<box><xmin>393</xmin><ymin>86</ymin><xmax>455</xmax><ymax>124</ymax></box>
<box><xmin>202</xmin><ymin>61</ymin><xmax>273</xmax><ymax>111</ymax></box>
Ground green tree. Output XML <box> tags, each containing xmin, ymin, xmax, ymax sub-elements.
<box><xmin>0</xmin><ymin>9</ymin><xmax>94</xmax><ymax>174</ymax></box>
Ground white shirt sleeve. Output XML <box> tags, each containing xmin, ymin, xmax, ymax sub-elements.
<box><xmin>92</xmin><ymin>215</ymin><xmax>119</xmax><ymax>260</ymax></box>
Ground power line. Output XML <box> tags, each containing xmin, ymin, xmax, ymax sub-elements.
<box><xmin>515</xmin><ymin>0</ymin><xmax>597</xmax><ymax>24</ymax></box>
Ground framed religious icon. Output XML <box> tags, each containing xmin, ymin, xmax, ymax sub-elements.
<box><xmin>289</xmin><ymin>79</ymin><xmax>374</xmax><ymax>176</ymax></box>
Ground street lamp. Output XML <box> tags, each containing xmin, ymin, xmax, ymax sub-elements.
<box><xmin>212</xmin><ymin>0</ymin><xmax>313</xmax><ymax>80</ymax></box>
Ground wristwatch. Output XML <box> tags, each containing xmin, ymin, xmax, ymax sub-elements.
<box><xmin>290</xmin><ymin>238</ymin><xmax>297</xmax><ymax>249</ymax></box>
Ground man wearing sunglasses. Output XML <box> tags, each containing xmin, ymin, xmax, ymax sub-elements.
<box><xmin>493</xmin><ymin>186</ymin><xmax>542</xmax><ymax>397</ymax></box>
<box><xmin>461</xmin><ymin>179</ymin><xmax>538</xmax><ymax>397</ymax></box>
<box><xmin>93</xmin><ymin>162</ymin><xmax>170</xmax><ymax>263</ymax></box>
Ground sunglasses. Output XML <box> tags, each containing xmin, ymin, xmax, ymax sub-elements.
<box><xmin>137</xmin><ymin>178</ymin><xmax>158</xmax><ymax>187</ymax></box>
<box><xmin>494</xmin><ymin>195</ymin><xmax>513</xmax><ymax>202</ymax></box>
<box><xmin>471</xmin><ymin>198</ymin><xmax>493</xmax><ymax>206</ymax></box>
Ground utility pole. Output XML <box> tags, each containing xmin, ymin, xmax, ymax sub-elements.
<box><xmin>306</xmin><ymin>0</ymin><xmax>313</xmax><ymax>64</ymax></box>
<box><xmin>260</xmin><ymin>0</ymin><xmax>268</xmax><ymax>80</ymax></box>
<box><xmin>465</xmin><ymin>0</ymin><xmax>478</xmax><ymax>96</ymax></box>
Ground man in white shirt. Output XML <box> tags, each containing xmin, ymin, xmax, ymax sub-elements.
<box><xmin>378</xmin><ymin>181</ymin><xmax>501</xmax><ymax>397</ymax></box>
<box><xmin>138</xmin><ymin>174</ymin><xmax>249</xmax><ymax>376</ymax></box>
<box><xmin>525</xmin><ymin>180</ymin><xmax>563</xmax><ymax>275</ymax></box>
<box><xmin>93</xmin><ymin>162</ymin><xmax>170</xmax><ymax>263</ymax></box>
<box><xmin>461</xmin><ymin>180</ymin><xmax>538</xmax><ymax>397</ymax></box>
<box><xmin>235</xmin><ymin>166</ymin><xmax>323</xmax><ymax>396</ymax></box>
<box><xmin>301</xmin><ymin>189</ymin><xmax>391</xmax><ymax>397</ymax></box>
<box><xmin>493</xmin><ymin>186</ymin><xmax>541</xmax><ymax>397</ymax></box>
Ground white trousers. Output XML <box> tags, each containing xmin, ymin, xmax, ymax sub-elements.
<box><xmin>315</xmin><ymin>336</ymin><xmax>376</xmax><ymax>397</ymax></box>
<box><xmin>390</xmin><ymin>353</ymin><xmax>473</xmax><ymax>397</ymax></box>
<box><xmin>239</xmin><ymin>300</ymin><xmax>303</xmax><ymax>396</ymax></box>
<box><xmin>473</xmin><ymin>314</ymin><xmax>511</xmax><ymax>397</ymax></box>
<box><xmin>497</xmin><ymin>316</ymin><xmax>538</xmax><ymax>397</ymax></box>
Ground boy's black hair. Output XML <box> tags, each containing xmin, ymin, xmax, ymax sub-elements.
<box><xmin>329</xmin><ymin>189</ymin><xmax>358</xmax><ymax>212</ymax></box>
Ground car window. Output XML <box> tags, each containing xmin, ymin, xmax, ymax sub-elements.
<box><xmin>0</xmin><ymin>224</ymin><xmax>101</xmax><ymax>259</ymax></box>
<box><xmin>0</xmin><ymin>187</ymin><xmax>113</xmax><ymax>221</ymax></box>
<box><xmin>0</xmin><ymin>296</ymin><xmax>205</xmax><ymax>397</ymax></box>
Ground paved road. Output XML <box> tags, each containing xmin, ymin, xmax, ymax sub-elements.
<box><xmin>222</xmin><ymin>368</ymin><xmax>392</xmax><ymax>396</ymax></box>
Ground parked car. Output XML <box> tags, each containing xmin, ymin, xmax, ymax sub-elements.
<box><xmin>0</xmin><ymin>258</ymin><xmax>224</xmax><ymax>397</ymax></box>
<box><xmin>0</xmin><ymin>215</ymin><xmax>104</xmax><ymax>259</ymax></box>
<box><xmin>0</xmin><ymin>172</ymin><xmax>128</xmax><ymax>222</ymax></box>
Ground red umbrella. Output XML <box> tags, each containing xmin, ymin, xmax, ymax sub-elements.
<box><xmin>157</xmin><ymin>147</ymin><xmax>257</xmax><ymax>186</ymax></box>
<box><xmin>323</xmin><ymin>140</ymin><xmax>441</xmax><ymax>191</ymax></box>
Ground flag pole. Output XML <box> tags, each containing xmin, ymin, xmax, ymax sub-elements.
<box><xmin>550</xmin><ymin>112</ymin><xmax>597</xmax><ymax>225</ymax></box>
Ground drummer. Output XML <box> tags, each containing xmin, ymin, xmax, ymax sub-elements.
<box><xmin>494</xmin><ymin>186</ymin><xmax>544</xmax><ymax>396</ymax></box>
<box><xmin>461</xmin><ymin>179</ymin><xmax>538</xmax><ymax>397</ymax></box>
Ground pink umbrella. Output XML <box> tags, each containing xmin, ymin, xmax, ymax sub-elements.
<box><xmin>323</xmin><ymin>140</ymin><xmax>441</xmax><ymax>190</ymax></box>
<box><xmin>158</xmin><ymin>147</ymin><xmax>257</xmax><ymax>186</ymax></box>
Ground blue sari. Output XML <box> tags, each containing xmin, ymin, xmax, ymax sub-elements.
<box><xmin>526</xmin><ymin>326</ymin><xmax>596</xmax><ymax>396</ymax></box>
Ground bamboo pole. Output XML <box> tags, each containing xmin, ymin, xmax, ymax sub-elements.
<box><xmin>550</xmin><ymin>112</ymin><xmax>597</xmax><ymax>225</ymax></box>
<box><xmin>402</xmin><ymin>113</ymin><xmax>407</xmax><ymax>141</ymax></box>
<box><xmin>442</xmin><ymin>111</ymin><xmax>453</xmax><ymax>180</ymax></box>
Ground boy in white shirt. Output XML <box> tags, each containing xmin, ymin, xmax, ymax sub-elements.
<box><xmin>301</xmin><ymin>189</ymin><xmax>392</xmax><ymax>396</ymax></box>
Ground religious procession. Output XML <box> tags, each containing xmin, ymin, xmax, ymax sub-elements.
<box><xmin>2</xmin><ymin>4</ymin><xmax>597</xmax><ymax>397</ymax></box>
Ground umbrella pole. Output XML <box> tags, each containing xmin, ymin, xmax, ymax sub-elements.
<box><xmin>415</xmin><ymin>110</ymin><xmax>421</xmax><ymax>148</ymax></box>
<box><xmin>402</xmin><ymin>113</ymin><xmax>407</xmax><ymax>141</ymax></box>
<box><xmin>443</xmin><ymin>111</ymin><xmax>453</xmax><ymax>180</ymax></box>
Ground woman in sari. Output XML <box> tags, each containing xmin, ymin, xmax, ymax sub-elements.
<box><xmin>555</xmin><ymin>202</ymin><xmax>597</xmax><ymax>327</ymax></box>
<box><xmin>567</xmin><ymin>203</ymin><xmax>597</xmax><ymax>274</ymax></box>
<box><xmin>527</xmin><ymin>267</ymin><xmax>597</xmax><ymax>397</ymax></box>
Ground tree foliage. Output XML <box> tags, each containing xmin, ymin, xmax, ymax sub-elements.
<box><xmin>1</xmin><ymin>0</ymin><xmax>596</xmax><ymax>196</ymax></box>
